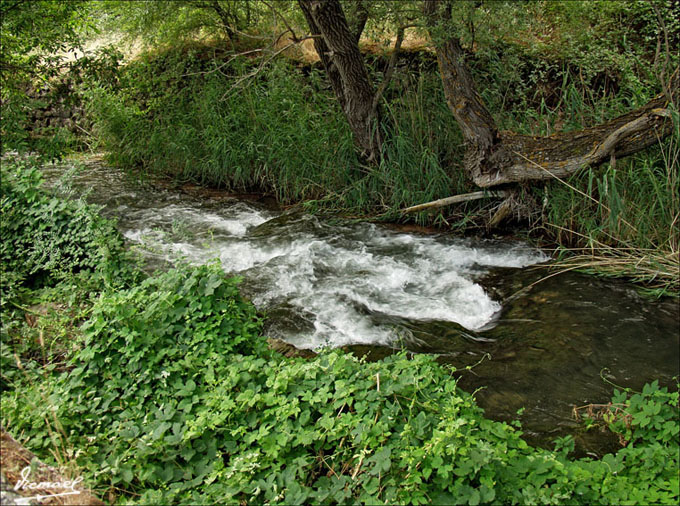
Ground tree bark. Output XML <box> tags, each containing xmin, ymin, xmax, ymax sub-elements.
<box><xmin>424</xmin><ymin>0</ymin><xmax>677</xmax><ymax>189</ymax></box>
<box><xmin>424</xmin><ymin>0</ymin><xmax>501</xmax><ymax>184</ymax></box>
<box><xmin>298</xmin><ymin>0</ymin><xmax>383</xmax><ymax>161</ymax></box>
<box><xmin>206</xmin><ymin>1</ymin><xmax>237</xmax><ymax>42</ymax></box>
<box><xmin>480</xmin><ymin>97</ymin><xmax>674</xmax><ymax>187</ymax></box>
<box><xmin>348</xmin><ymin>0</ymin><xmax>369</xmax><ymax>43</ymax></box>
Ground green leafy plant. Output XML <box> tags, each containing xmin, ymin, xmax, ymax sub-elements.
<box><xmin>0</xmin><ymin>158</ymin><xmax>133</xmax><ymax>298</ymax></box>
<box><xmin>1</xmin><ymin>193</ymin><xmax>677</xmax><ymax>503</ymax></box>
<box><xmin>607</xmin><ymin>380</ymin><xmax>680</xmax><ymax>447</ymax></box>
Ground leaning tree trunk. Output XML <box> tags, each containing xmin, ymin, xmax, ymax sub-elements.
<box><xmin>298</xmin><ymin>0</ymin><xmax>383</xmax><ymax>161</ymax></box>
<box><xmin>424</xmin><ymin>0</ymin><xmax>677</xmax><ymax>189</ymax></box>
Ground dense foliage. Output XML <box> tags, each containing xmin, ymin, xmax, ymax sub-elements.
<box><xmin>0</xmin><ymin>0</ymin><xmax>91</xmax><ymax>156</ymax></box>
<box><xmin>83</xmin><ymin>33</ymin><xmax>678</xmax><ymax>292</ymax></box>
<box><xmin>1</xmin><ymin>1</ymin><xmax>678</xmax><ymax>291</ymax></box>
<box><xmin>1</xmin><ymin>0</ymin><xmax>678</xmax><ymax>501</ymax></box>
<box><xmin>0</xmin><ymin>158</ymin><xmax>130</xmax><ymax>300</ymax></box>
<box><xmin>1</xmin><ymin>159</ymin><xmax>678</xmax><ymax>504</ymax></box>
<box><xmin>88</xmin><ymin>43</ymin><xmax>461</xmax><ymax>219</ymax></box>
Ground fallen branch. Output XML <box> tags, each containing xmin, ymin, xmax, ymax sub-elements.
<box><xmin>400</xmin><ymin>190</ymin><xmax>508</xmax><ymax>214</ymax></box>
<box><xmin>372</xmin><ymin>24</ymin><xmax>418</xmax><ymax>113</ymax></box>
<box><xmin>488</xmin><ymin>195</ymin><xmax>514</xmax><ymax>228</ymax></box>
<box><xmin>586</xmin><ymin>108</ymin><xmax>671</xmax><ymax>162</ymax></box>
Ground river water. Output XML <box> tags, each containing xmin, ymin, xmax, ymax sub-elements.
<box><xmin>44</xmin><ymin>159</ymin><xmax>679</xmax><ymax>453</ymax></box>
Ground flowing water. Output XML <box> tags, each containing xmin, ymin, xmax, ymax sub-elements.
<box><xmin>44</xmin><ymin>160</ymin><xmax>679</xmax><ymax>454</ymax></box>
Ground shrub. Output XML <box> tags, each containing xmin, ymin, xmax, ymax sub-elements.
<box><xmin>0</xmin><ymin>158</ymin><xmax>130</xmax><ymax>298</ymax></box>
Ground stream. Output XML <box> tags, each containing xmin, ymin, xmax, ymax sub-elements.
<box><xmin>43</xmin><ymin>159</ymin><xmax>679</xmax><ymax>455</ymax></box>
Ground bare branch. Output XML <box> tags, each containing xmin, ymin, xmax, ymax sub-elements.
<box><xmin>261</xmin><ymin>0</ymin><xmax>300</xmax><ymax>42</ymax></box>
<box><xmin>401</xmin><ymin>190</ymin><xmax>508</xmax><ymax>214</ymax></box>
<box><xmin>219</xmin><ymin>36</ymin><xmax>319</xmax><ymax>101</ymax></box>
<box><xmin>371</xmin><ymin>24</ymin><xmax>417</xmax><ymax>113</ymax></box>
<box><xmin>182</xmin><ymin>48</ymin><xmax>264</xmax><ymax>77</ymax></box>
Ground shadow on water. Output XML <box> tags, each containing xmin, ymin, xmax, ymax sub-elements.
<box><xmin>345</xmin><ymin>268</ymin><xmax>679</xmax><ymax>454</ymax></box>
<box><xmin>43</xmin><ymin>159</ymin><xmax>679</xmax><ymax>455</ymax></box>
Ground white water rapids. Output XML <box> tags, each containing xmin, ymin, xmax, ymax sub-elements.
<box><xmin>121</xmin><ymin>199</ymin><xmax>547</xmax><ymax>349</ymax></box>
<box><xmin>43</xmin><ymin>161</ymin><xmax>680</xmax><ymax>446</ymax></box>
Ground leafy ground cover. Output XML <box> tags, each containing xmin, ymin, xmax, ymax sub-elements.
<box><xmin>1</xmin><ymin>158</ymin><xmax>678</xmax><ymax>504</ymax></box>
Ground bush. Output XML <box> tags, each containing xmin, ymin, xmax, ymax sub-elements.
<box><xmin>32</xmin><ymin>263</ymin><xmax>266</xmax><ymax>494</ymax></box>
<box><xmin>6</xmin><ymin>330</ymin><xmax>676</xmax><ymax>504</ymax></box>
<box><xmin>0</xmin><ymin>158</ymin><xmax>131</xmax><ymax>299</ymax></box>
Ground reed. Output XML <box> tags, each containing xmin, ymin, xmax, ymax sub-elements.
<box><xmin>89</xmin><ymin>45</ymin><xmax>474</xmax><ymax>225</ymax></box>
<box><xmin>88</xmin><ymin>42</ymin><xmax>679</xmax><ymax>292</ymax></box>
<box><xmin>539</xmin><ymin>108</ymin><xmax>679</xmax><ymax>296</ymax></box>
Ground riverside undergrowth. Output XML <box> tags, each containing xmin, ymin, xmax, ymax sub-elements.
<box><xmin>85</xmin><ymin>39</ymin><xmax>680</xmax><ymax>292</ymax></box>
<box><xmin>1</xmin><ymin>158</ymin><xmax>678</xmax><ymax>504</ymax></box>
<box><xmin>87</xmin><ymin>42</ymin><xmax>470</xmax><ymax>225</ymax></box>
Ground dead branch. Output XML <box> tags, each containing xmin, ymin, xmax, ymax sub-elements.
<box><xmin>400</xmin><ymin>190</ymin><xmax>508</xmax><ymax>214</ymax></box>
<box><xmin>586</xmin><ymin>108</ymin><xmax>672</xmax><ymax>162</ymax></box>
<box><xmin>262</xmin><ymin>0</ymin><xmax>301</xmax><ymax>42</ymax></box>
<box><xmin>372</xmin><ymin>24</ymin><xmax>418</xmax><ymax>113</ymax></box>
<box><xmin>219</xmin><ymin>37</ymin><xmax>319</xmax><ymax>100</ymax></box>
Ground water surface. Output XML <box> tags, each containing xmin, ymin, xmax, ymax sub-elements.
<box><xmin>44</xmin><ymin>160</ymin><xmax>679</xmax><ymax>452</ymax></box>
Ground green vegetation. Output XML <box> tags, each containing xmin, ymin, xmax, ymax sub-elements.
<box><xmin>0</xmin><ymin>1</ymin><xmax>91</xmax><ymax>157</ymax></box>
<box><xmin>1</xmin><ymin>2</ymin><xmax>677</xmax><ymax>290</ymax></box>
<box><xmin>1</xmin><ymin>1</ymin><xmax>679</xmax><ymax>503</ymax></box>
<box><xmin>88</xmin><ymin>44</ymin><xmax>462</xmax><ymax>220</ymax></box>
<box><xmin>539</xmin><ymin>140</ymin><xmax>679</xmax><ymax>294</ymax></box>
<box><xmin>0</xmin><ymin>159</ymin><xmax>131</xmax><ymax>298</ymax></box>
<box><xmin>68</xmin><ymin>0</ymin><xmax>677</xmax><ymax>293</ymax></box>
<box><xmin>1</xmin><ymin>160</ymin><xmax>678</xmax><ymax>504</ymax></box>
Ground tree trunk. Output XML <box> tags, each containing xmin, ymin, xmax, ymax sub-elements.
<box><xmin>479</xmin><ymin>96</ymin><xmax>674</xmax><ymax>187</ymax></box>
<box><xmin>348</xmin><ymin>0</ymin><xmax>369</xmax><ymax>43</ymax></box>
<box><xmin>298</xmin><ymin>0</ymin><xmax>383</xmax><ymax>161</ymax></box>
<box><xmin>424</xmin><ymin>0</ymin><xmax>677</xmax><ymax>189</ymax></box>
<box><xmin>208</xmin><ymin>1</ymin><xmax>237</xmax><ymax>42</ymax></box>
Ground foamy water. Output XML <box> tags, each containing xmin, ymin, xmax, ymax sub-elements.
<box><xmin>121</xmin><ymin>202</ymin><xmax>547</xmax><ymax>349</ymax></box>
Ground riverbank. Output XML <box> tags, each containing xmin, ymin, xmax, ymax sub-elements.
<box><xmin>4</xmin><ymin>1</ymin><xmax>678</xmax><ymax>297</ymax></box>
<box><xmin>33</xmin><ymin>154</ymin><xmax>680</xmax><ymax>450</ymax></box>
<box><xmin>68</xmin><ymin>39</ymin><xmax>675</xmax><ymax>297</ymax></box>
<box><xmin>2</xmin><ymin>156</ymin><xmax>679</xmax><ymax>504</ymax></box>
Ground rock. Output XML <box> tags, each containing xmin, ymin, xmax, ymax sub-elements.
<box><xmin>267</xmin><ymin>337</ymin><xmax>316</xmax><ymax>358</ymax></box>
<box><xmin>0</xmin><ymin>472</ymin><xmax>24</xmax><ymax>505</ymax></box>
<box><xmin>0</xmin><ymin>429</ymin><xmax>104</xmax><ymax>505</ymax></box>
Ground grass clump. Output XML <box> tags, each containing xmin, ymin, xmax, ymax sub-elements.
<box><xmin>535</xmin><ymin>109</ymin><xmax>679</xmax><ymax>296</ymax></box>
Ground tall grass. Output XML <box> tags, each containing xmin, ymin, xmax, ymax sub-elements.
<box><xmin>536</xmin><ymin>109</ymin><xmax>679</xmax><ymax>295</ymax></box>
<box><xmin>88</xmin><ymin>41</ymin><xmax>678</xmax><ymax>291</ymax></box>
<box><xmin>470</xmin><ymin>46</ymin><xmax>679</xmax><ymax>294</ymax></box>
<box><xmin>88</xmin><ymin>44</ymin><xmax>470</xmax><ymax>225</ymax></box>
